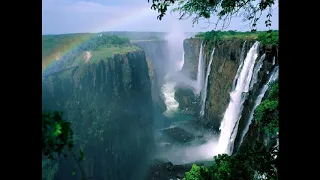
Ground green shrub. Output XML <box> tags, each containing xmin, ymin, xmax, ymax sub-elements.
<box><xmin>258</xmin><ymin>31</ymin><xmax>279</xmax><ymax>46</ymax></box>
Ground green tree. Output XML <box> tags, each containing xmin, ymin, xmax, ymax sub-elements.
<box><xmin>148</xmin><ymin>0</ymin><xmax>276</xmax><ymax>31</ymax></box>
<box><xmin>42</xmin><ymin>111</ymin><xmax>88</xmax><ymax>180</ymax></box>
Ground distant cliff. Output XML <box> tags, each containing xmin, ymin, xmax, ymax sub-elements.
<box><xmin>42</xmin><ymin>49</ymin><xmax>154</xmax><ymax>180</ymax></box>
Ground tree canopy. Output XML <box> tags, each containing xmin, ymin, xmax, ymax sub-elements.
<box><xmin>148</xmin><ymin>0</ymin><xmax>276</xmax><ymax>31</ymax></box>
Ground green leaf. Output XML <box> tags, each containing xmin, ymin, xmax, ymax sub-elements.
<box><xmin>79</xmin><ymin>149</ymin><xmax>85</xmax><ymax>161</ymax></box>
<box><xmin>53</xmin><ymin>123</ymin><xmax>62</xmax><ymax>136</ymax></box>
<box><xmin>72</xmin><ymin>169</ymin><xmax>76</xmax><ymax>176</ymax></box>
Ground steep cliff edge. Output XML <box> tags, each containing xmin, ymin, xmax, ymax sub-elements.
<box><xmin>175</xmin><ymin>37</ymin><xmax>278</xmax><ymax>133</ymax></box>
<box><xmin>42</xmin><ymin>49</ymin><xmax>154</xmax><ymax>180</ymax></box>
<box><xmin>202</xmin><ymin>39</ymin><xmax>256</xmax><ymax>130</ymax></box>
<box><xmin>132</xmin><ymin>40</ymin><xmax>171</xmax><ymax>129</ymax></box>
<box><xmin>175</xmin><ymin>38</ymin><xmax>255</xmax><ymax>129</ymax></box>
<box><xmin>132</xmin><ymin>40</ymin><xmax>169</xmax><ymax>86</ymax></box>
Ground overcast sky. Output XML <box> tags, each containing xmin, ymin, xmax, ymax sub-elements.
<box><xmin>42</xmin><ymin>0</ymin><xmax>278</xmax><ymax>35</ymax></box>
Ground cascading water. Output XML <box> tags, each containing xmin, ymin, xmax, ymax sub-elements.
<box><xmin>161</xmin><ymin>28</ymin><xmax>186</xmax><ymax>117</ymax></box>
<box><xmin>178</xmin><ymin>51</ymin><xmax>185</xmax><ymax>71</ymax></box>
<box><xmin>162</xmin><ymin>82</ymin><xmax>179</xmax><ymax>117</ymax></box>
<box><xmin>200</xmin><ymin>48</ymin><xmax>215</xmax><ymax>116</ymax></box>
<box><xmin>196</xmin><ymin>41</ymin><xmax>205</xmax><ymax>95</ymax></box>
<box><xmin>272</xmin><ymin>56</ymin><xmax>276</xmax><ymax>66</ymax></box>
<box><xmin>237</xmin><ymin>66</ymin><xmax>279</xmax><ymax>147</ymax></box>
<box><xmin>250</xmin><ymin>54</ymin><xmax>266</xmax><ymax>90</ymax></box>
<box><xmin>214</xmin><ymin>42</ymin><xmax>260</xmax><ymax>155</ymax></box>
<box><xmin>232</xmin><ymin>41</ymin><xmax>247</xmax><ymax>90</ymax></box>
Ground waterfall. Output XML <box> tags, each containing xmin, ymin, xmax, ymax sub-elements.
<box><xmin>272</xmin><ymin>56</ymin><xmax>276</xmax><ymax>66</ymax></box>
<box><xmin>176</xmin><ymin>51</ymin><xmax>185</xmax><ymax>71</ymax></box>
<box><xmin>237</xmin><ymin>66</ymin><xmax>279</xmax><ymax>148</ymax></box>
<box><xmin>214</xmin><ymin>42</ymin><xmax>259</xmax><ymax>155</ymax></box>
<box><xmin>200</xmin><ymin>48</ymin><xmax>215</xmax><ymax>116</ymax></box>
<box><xmin>180</xmin><ymin>51</ymin><xmax>185</xmax><ymax>71</ymax></box>
<box><xmin>196</xmin><ymin>41</ymin><xmax>205</xmax><ymax>95</ymax></box>
<box><xmin>250</xmin><ymin>54</ymin><xmax>266</xmax><ymax>90</ymax></box>
<box><xmin>232</xmin><ymin>41</ymin><xmax>247</xmax><ymax>90</ymax></box>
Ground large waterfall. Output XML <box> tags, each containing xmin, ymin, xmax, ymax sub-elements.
<box><xmin>250</xmin><ymin>54</ymin><xmax>266</xmax><ymax>90</ymax></box>
<box><xmin>200</xmin><ymin>48</ymin><xmax>215</xmax><ymax>116</ymax></box>
<box><xmin>232</xmin><ymin>41</ymin><xmax>247</xmax><ymax>91</ymax></box>
<box><xmin>214</xmin><ymin>42</ymin><xmax>260</xmax><ymax>155</ymax></box>
<box><xmin>237</xmin><ymin>66</ymin><xmax>279</xmax><ymax>147</ymax></box>
<box><xmin>196</xmin><ymin>41</ymin><xmax>205</xmax><ymax>95</ymax></box>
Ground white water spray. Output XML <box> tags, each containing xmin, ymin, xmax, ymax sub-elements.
<box><xmin>200</xmin><ymin>48</ymin><xmax>215</xmax><ymax>116</ymax></box>
<box><xmin>232</xmin><ymin>41</ymin><xmax>247</xmax><ymax>90</ymax></box>
<box><xmin>162</xmin><ymin>82</ymin><xmax>179</xmax><ymax>117</ymax></box>
<box><xmin>161</xmin><ymin>26</ymin><xmax>186</xmax><ymax>117</ymax></box>
<box><xmin>250</xmin><ymin>54</ymin><xmax>266</xmax><ymax>90</ymax></box>
<box><xmin>237</xmin><ymin>66</ymin><xmax>279</xmax><ymax>147</ymax></box>
<box><xmin>215</xmin><ymin>42</ymin><xmax>259</xmax><ymax>155</ymax></box>
<box><xmin>272</xmin><ymin>56</ymin><xmax>276</xmax><ymax>66</ymax></box>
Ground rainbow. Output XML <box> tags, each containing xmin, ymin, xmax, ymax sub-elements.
<box><xmin>42</xmin><ymin>5</ymin><xmax>155</xmax><ymax>73</ymax></box>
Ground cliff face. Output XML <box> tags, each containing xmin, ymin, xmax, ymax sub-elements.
<box><xmin>176</xmin><ymin>38</ymin><xmax>255</xmax><ymax>128</ymax></box>
<box><xmin>132</xmin><ymin>40</ymin><xmax>169</xmax><ymax>86</ymax></box>
<box><xmin>42</xmin><ymin>50</ymin><xmax>154</xmax><ymax>180</ymax></box>
<box><xmin>132</xmin><ymin>40</ymin><xmax>172</xmax><ymax>129</ymax></box>
<box><xmin>176</xmin><ymin>36</ymin><xmax>278</xmax><ymax>151</ymax></box>
<box><xmin>176</xmin><ymin>37</ymin><xmax>278</xmax><ymax>131</ymax></box>
<box><xmin>173</xmin><ymin>39</ymin><xmax>202</xmax><ymax>116</ymax></box>
<box><xmin>202</xmin><ymin>39</ymin><xmax>256</xmax><ymax>130</ymax></box>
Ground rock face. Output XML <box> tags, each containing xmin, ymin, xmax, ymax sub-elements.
<box><xmin>175</xmin><ymin>37</ymin><xmax>278</xmax><ymax>134</ymax></box>
<box><xmin>42</xmin><ymin>50</ymin><xmax>154</xmax><ymax>180</ymax></box>
<box><xmin>182</xmin><ymin>38</ymin><xmax>202</xmax><ymax>80</ymax></box>
<box><xmin>132</xmin><ymin>40</ymin><xmax>172</xmax><ymax>129</ymax></box>
<box><xmin>202</xmin><ymin>39</ymin><xmax>256</xmax><ymax>130</ymax></box>
<box><xmin>175</xmin><ymin>38</ymin><xmax>255</xmax><ymax>129</ymax></box>
<box><xmin>173</xmin><ymin>38</ymin><xmax>202</xmax><ymax>117</ymax></box>
<box><xmin>146</xmin><ymin>160</ymin><xmax>193</xmax><ymax>180</ymax></box>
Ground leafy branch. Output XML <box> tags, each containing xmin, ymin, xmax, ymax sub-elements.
<box><xmin>42</xmin><ymin>111</ymin><xmax>89</xmax><ymax>180</ymax></box>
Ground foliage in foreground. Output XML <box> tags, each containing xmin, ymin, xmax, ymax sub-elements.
<box><xmin>42</xmin><ymin>111</ymin><xmax>74</xmax><ymax>159</ymax></box>
<box><xmin>42</xmin><ymin>111</ymin><xmax>87</xmax><ymax>180</ymax></box>
<box><xmin>148</xmin><ymin>0</ymin><xmax>276</xmax><ymax>32</ymax></box>
<box><xmin>254</xmin><ymin>81</ymin><xmax>279</xmax><ymax>134</ymax></box>
<box><xmin>184</xmin><ymin>81</ymin><xmax>279</xmax><ymax>180</ymax></box>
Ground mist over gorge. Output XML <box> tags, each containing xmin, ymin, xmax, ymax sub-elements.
<box><xmin>42</xmin><ymin>28</ymin><xmax>279</xmax><ymax>180</ymax></box>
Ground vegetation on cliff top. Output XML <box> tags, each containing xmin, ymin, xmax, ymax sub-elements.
<box><xmin>194</xmin><ymin>30</ymin><xmax>278</xmax><ymax>47</ymax></box>
<box><xmin>42</xmin><ymin>34</ymin><xmax>141</xmax><ymax>72</ymax></box>
<box><xmin>184</xmin><ymin>81</ymin><xmax>279</xmax><ymax>180</ymax></box>
<box><xmin>101</xmin><ymin>31</ymin><xmax>167</xmax><ymax>41</ymax></box>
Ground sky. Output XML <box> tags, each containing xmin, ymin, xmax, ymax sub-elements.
<box><xmin>42</xmin><ymin>0</ymin><xmax>278</xmax><ymax>34</ymax></box>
